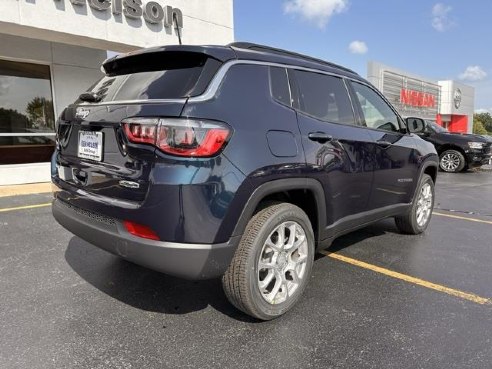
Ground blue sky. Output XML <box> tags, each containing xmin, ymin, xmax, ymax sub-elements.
<box><xmin>233</xmin><ymin>0</ymin><xmax>492</xmax><ymax>113</ymax></box>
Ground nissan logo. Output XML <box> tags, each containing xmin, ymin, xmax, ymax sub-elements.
<box><xmin>454</xmin><ymin>88</ymin><xmax>462</xmax><ymax>109</ymax></box>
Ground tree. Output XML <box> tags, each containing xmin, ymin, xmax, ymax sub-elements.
<box><xmin>25</xmin><ymin>97</ymin><xmax>55</xmax><ymax>130</ymax></box>
<box><xmin>473</xmin><ymin>112</ymin><xmax>492</xmax><ymax>133</ymax></box>
<box><xmin>473</xmin><ymin>116</ymin><xmax>488</xmax><ymax>135</ymax></box>
<box><xmin>0</xmin><ymin>107</ymin><xmax>30</xmax><ymax>133</ymax></box>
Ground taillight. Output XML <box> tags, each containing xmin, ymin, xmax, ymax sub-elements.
<box><xmin>121</xmin><ymin>118</ymin><xmax>231</xmax><ymax>157</ymax></box>
<box><xmin>122</xmin><ymin>118</ymin><xmax>157</xmax><ymax>145</ymax></box>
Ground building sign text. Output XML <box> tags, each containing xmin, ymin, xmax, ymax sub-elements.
<box><xmin>400</xmin><ymin>89</ymin><xmax>436</xmax><ymax>108</ymax></box>
<box><xmin>54</xmin><ymin>0</ymin><xmax>183</xmax><ymax>28</ymax></box>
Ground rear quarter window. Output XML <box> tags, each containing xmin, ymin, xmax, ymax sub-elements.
<box><xmin>269</xmin><ymin>67</ymin><xmax>291</xmax><ymax>107</ymax></box>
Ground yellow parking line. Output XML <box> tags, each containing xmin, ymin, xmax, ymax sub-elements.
<box><xmin>1</xmin><ymin>201</ymin><xmax>490</xmax><ymax>305</ymax></box>
<box><xmin>433</xmin><ymin>211</ymin><xmax>492</xmax><ymax>225</ymax></box>
<box><xmin>0</xmin><ymin>203</ymin><xmax>52</xmax><ymax>213</ymax></box>
<box><xmin>320</xmin><ymin>251</ymin><xmax>491</xmax><ymax>306</ymax></box>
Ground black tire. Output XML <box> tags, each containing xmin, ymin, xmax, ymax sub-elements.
<box><xmin>222</xmin><ymin>203</ymin><xmax>315</xmax><ymax>320</ymax></box>
<box><xmin>395</xmin><ymin>174</ymin><xmax>434</xmax><ymax>234</ymax></box>
<box><xmin>439</xmin><ymin>149</ymin><xmax>466</xmax><ymax>173</ymax></box>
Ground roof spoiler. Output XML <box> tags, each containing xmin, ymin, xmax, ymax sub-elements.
<box><xmin>101</xmin><ymin>45</ymin><xmax>236</xmax><ymax>76</ymax></box>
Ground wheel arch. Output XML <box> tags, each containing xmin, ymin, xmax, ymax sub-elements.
<box><xmin>423</xmin><ymin>164</ymin><xmax>437</xmax><ymax>183</ymax></box>
<box><xmin>412</xmin><ymin>160</ymin><xmax>438</xmax><ymax>201</ymax></box>
<box><xmin>231</xmin><ymin>178</ymin><xmax>327</xmax><ymax>244</ymax></box>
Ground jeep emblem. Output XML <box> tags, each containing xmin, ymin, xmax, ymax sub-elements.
<box><xmin>75</xmin><ymin>107</ymin><xmax>91</xmax><ymax>119</ymax></box>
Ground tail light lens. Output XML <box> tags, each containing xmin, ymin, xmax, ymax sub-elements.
<box><xmin>122</xmin><ymin>118</ymin><xmax>231</xmax><ymax>157</ymax></box>
<box><xmin>122</xmin><ymin>118</ymin><xmax>157</xmax><ymax>145</ymax></box>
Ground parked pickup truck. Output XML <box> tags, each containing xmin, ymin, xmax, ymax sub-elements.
<box><xmin>407</xmin><ymin>119</ymin><xmax>492</xmax><ymax>172</ymax></box>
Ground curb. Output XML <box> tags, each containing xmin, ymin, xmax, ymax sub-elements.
<box><xmin>477</xmin><ymin>165</ymin><xmax>492</xmax><ymax>172</ymax></box>
<box><xmin>0</xmin><ymin>183</ymin><xmax>52</xmax><ymax>198</ymax></box>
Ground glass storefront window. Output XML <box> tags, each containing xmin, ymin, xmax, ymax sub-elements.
<box><xmin>0</xmin><ymin>59</ymin><xmax>55</xmax><ymax>164</ymax></box>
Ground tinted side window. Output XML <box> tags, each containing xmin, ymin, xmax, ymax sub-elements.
<box><xmin>294</xmin><ymin>70</ymin><xmax>355</xmax><ymax>125</ymax></box>
<box><xmin>269</xmin><ymin>67</ymin><xmax>291</xmax><ymax>106</ymax></box>
<box><xmin>351</xmin><ymin>82</ymin><xmax>401</xmax><ymax>132</ymax></box>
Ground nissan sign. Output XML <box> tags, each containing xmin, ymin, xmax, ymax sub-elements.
<box><xmin>400</xmin><ymin>88</ymin><xmax>436</xmax><ymax>108</ymax></box>
<box><xmin>54</xmin><ymin>0</ymin><xmax>183</xmax><ymax>28</ymax></box>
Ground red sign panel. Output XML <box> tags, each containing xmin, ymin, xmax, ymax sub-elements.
<box><xmin>400</xmin><ymin>89</ymin><xmax>436</xmax><ymax>108</ymax></box>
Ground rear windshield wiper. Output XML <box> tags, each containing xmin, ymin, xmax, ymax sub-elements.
<box><xmin>79</xmin><ymin>92</ymin><xmax>103</xmax><ymax>103</ymax></box>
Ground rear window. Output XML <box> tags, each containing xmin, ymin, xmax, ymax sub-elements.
<box><xmin>83</xmin><ymin>52</ymin><xmax>221</xmax><ymax>102</ymax></box>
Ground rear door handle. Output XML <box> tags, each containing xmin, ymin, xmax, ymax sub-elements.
<box><xmin>308</xmin><ymin>132</ymin><xmax>333</xmax><ymax>143</ymax></box>
<box><xmin>376</xmin><ymin>140</ymin><xmax>393</xmax><ymax>148</ymax></box>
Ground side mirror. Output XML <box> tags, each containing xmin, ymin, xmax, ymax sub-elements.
<box><xmin>405</xmin><ymin>117</ymin><xmax>427</xmax><ymax>134</ymax></box>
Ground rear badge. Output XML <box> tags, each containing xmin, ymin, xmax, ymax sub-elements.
<box><xmin>119</xmin><ymin>180</ymin><xmax>140</xmax><ymax>189</ymax></box>
<box><xmin>76</xmin><ymin>107</ymin><xmax>91</xmax><ymax>119</ymax></box>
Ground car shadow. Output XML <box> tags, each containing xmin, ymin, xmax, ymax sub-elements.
<box><xmin>65</xmin><ymin>219</ymin><xmax>397</xmax><ymax>321</ymax></box>
<box><xmin>64</xmin><ymin>236</ymin><xmax>257</xmax><ymax>322</ymax></box>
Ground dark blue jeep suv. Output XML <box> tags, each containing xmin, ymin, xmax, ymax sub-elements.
<box><xmin>52</xmin><ymin>43</ymin><xmax>438</xmax><ymax>320</ymax></box>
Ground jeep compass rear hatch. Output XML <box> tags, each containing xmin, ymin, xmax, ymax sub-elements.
<box><xmin>55</xmin><ymin>47</ymin><xmax>233</xmax><ymax>204</ymax></box>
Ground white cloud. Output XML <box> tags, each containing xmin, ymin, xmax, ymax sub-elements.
<box><xmin>348</xmin><ymin>40</ymin><xmax>368</xmax><ymax>54</ymax></box>
<box><xmin>459</xmin><ymin>66</ymin><xmax>488</xmax><ymax>81</ymax></box>
<box><xmin>283</xmin><ymin>0</ymin><xmax>349</xmax><ymax>29</ymax></box>
<box><xmin>475</xmin><ymin>108</ymin><xmax>492</xmax><ymax>114</ymax></box>
<box><xmin>431</xmin><ymin>3</ymin><xmax>453</xmax><ymax>32</ymax></box>
<box><xmin>0</xmin><ymin>77</ymin><xmax>13</xmax><ymax>96</ymax></box>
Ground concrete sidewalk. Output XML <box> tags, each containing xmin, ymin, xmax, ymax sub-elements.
<box><xmin>479</xmin><ymin>164</ymin><xmax>492</xmax><ymax>172</ymax></box>
<box><xmin>0</xmin><ymin>183</ymin><xmax>52</xmax><ymax>198</ymax></box>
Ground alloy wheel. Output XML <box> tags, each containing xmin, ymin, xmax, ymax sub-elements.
<box><xmin>416</xmin><ymin>182</ymin><xmax>433</xmax><ymax>227</ymax></box>
<box><xmin>257</xmin><ymin>221</ymin><xmax>309</xmax><ymax>305</ymax></box>
<box><xmin>440</xmin><ymin>153</ymin><xmax>461</xmax><ymax>172</ymax></box>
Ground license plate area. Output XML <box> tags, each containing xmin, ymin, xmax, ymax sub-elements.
<box><xmin>78</xmin><ymin>131</ymin><xmax>103</xmax><ymax>161</ymax></box>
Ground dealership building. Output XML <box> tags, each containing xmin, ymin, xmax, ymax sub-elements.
<box><xmin>0</xmin><ymin>2</ymin><xmax>477</xmax><ymax>186</ymax></box>
<box><xmin>368</xmin><ymin>61</ymin><xmax>475</xmax><ymax>134</ymax></box>
<box><xmin>0</xmin><ymin>0</ymin><xmax>233</xmax><ymax>185</ymax></box>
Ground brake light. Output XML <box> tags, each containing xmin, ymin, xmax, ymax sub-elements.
<box><xmin>121</xmin><ymin>118</ymin><xmax>231</xmax><ymax>157</ymax></box>
<box><xmin>123</xmin><ymin>220</ymin><xmax>160</xmax><ymax>241</ymax></box>
<box><xmin>123</xmin><ymin>119</ymin><xmax>156</xmax><ymax>145</ymax></box>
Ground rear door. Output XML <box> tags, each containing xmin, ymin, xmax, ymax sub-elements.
<box><xmin>290</xmin><ymin>69</ymin><xmax>374</xmax><ymax>232</ymax></box>
<box><xmin>348</xmin><ymin>81</ymin><xmax>419</xmax><ymax>209</ymax></box>
<box><xmin>55</xmin><ymin>52</ymin><xmax>222</xmax><ymax>204</ymax></box>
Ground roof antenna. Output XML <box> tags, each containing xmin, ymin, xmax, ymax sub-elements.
<box><xmin>173</xmin><ymin>13</ymin><xmax>182</xmax><ymax>45</ymax></box>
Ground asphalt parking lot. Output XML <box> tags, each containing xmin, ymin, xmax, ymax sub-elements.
<box><xmin>1</xmin><ymin>171</ymin><xmax>491</xmax><ymax>369</ymax></box>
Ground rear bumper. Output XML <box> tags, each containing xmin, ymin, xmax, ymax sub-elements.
<box><xmin>52</xmin><ymin>199</ymin><xmax>239</xmax><ymax>280</ymax></box>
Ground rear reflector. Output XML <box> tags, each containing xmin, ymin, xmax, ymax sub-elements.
<box><xmin>122</xmin><ymin>118</ymin><xmax>231</xmax><ymax>157</ymax></box>
<box><xmin>123</xmin><ymin>220</ymin><xmax>160</xmax><ymax>241</ymax></box>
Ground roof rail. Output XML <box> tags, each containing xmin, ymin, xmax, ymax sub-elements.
<box><xmin>229</xmin><ymin>42</ymin><xmax>357</xmax><ymax>75</ymax></box>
